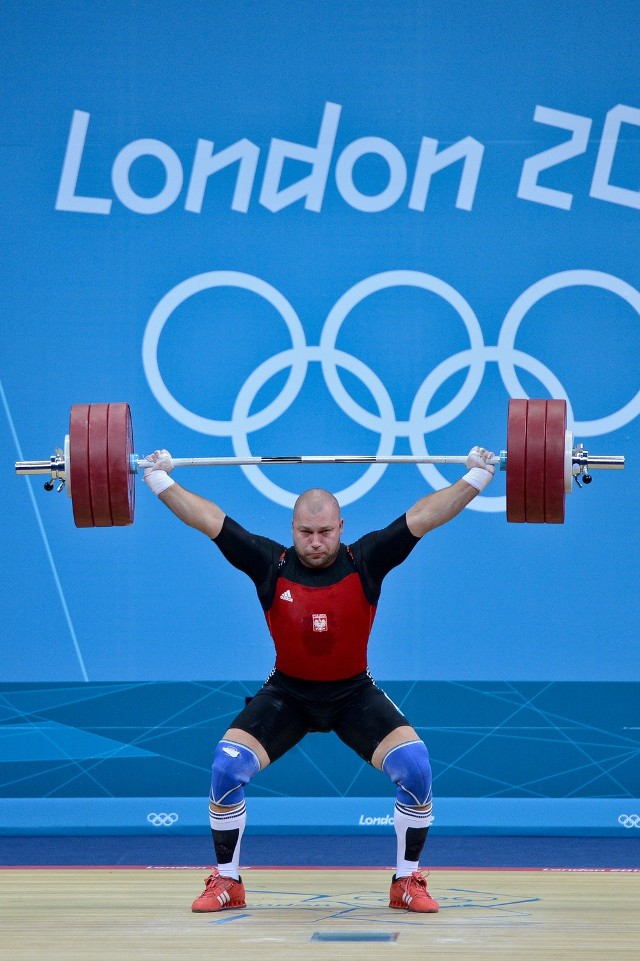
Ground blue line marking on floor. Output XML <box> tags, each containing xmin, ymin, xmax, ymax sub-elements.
<box><xmin>311</xmin><ymin>931</ymin><xmax>399</xmax><ymax>942</ymax></box>
<box><xmin>208</xmin><ymin>912</ymin><xmax>251</xmax><ymax>924</ymax></box>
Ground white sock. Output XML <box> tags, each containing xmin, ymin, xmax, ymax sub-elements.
<box><xmin>210</xmin><ymin>800</ymin><xmax>246</xmax><ymax>880</ymax></box>
<box><xmin>393</xmin><ymin>800</ymin><xmax>433</xmax><ymax>878</ymax></box>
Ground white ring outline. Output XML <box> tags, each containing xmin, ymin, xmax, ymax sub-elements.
<box><xmin>142</xmin><ymin>271</ymin><xmax>307</xmax><ymax>435</ymax></box>
<box><xmin>498</xmin><ymin>269</ymin><xmax>640</xmax><ymax>436</ymax></box>
<box><xmin>232</xmin><ymin>345</ymin><xmax>397</xmax><ymax>507</ymax></box>
<box><xmin>320</xmin><ymin>270</ymin><xmax>485</xmax><ymax>434</ymax></box>
<box><xmin>408</xmin><ymin>345</ymin><xmax>574</xmax><ymax>512</ymax></box>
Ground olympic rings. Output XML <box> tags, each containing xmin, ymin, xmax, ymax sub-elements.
<box><xmin>618</xmin><ymin>813</ymin><xmax>640</xmax><ymax>829</ymax></box>
<box><xmin>142</xmin><ymin>268</ymin><xmax>640</xmax><ymax>509</ymax></box>
<box><xmin>147</xmin><ymin>812</ymin><xmax>179</xmax><ymax>826</ymax></box>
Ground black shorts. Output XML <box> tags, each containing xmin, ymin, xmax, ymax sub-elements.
<box><xmin>229</xmin><ymin>669</ymin><xmax>410</xmax><ymax>764</ymax></box>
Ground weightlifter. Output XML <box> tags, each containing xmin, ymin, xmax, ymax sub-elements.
<box><xmin>142</xmin><ymin>446</ymin><xmax>495</xmax><ymax>913</ymax></box>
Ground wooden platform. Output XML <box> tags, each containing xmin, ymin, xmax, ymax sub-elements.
<box><xmin>1</xmin><ymin>867</ymin><xmax>638</xmax><ymax>960</ymax></box>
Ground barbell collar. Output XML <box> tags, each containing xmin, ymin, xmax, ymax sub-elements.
<box><xmin>571</xmin><ymin>452</ymin><xmax>625</xmax><ymax>472</ymax></box>
<box><xmin>15</xmin><ymin>457</ymin><xmax>66</xmax><ymax>478</ymax></box>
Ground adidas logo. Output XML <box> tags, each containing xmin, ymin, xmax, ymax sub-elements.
<box><xmin>279</xmin><ymin>589</ymin><xmax>293</xmax><ymax>602</ymax></box>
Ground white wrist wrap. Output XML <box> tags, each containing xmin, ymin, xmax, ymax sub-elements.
<box><xmin>143</xmin><ymin>470</ymin><xmax>175</xmax><ymax>496</ymax></box>
<box><xmin>462</xmin><ymin>467</ymin><xmax>493</xmax><ymax>493</ymax></box>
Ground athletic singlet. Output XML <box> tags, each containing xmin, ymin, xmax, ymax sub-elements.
<box><xmin>213</xmin><ymin>514</ymin><xmax>420</xmax><ymax>681</ymax></box>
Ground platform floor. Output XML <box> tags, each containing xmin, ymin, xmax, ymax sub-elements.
<box><xmin>2</xmin><ymin>865</ymin><xmax>639</xmax><ymax>961</ymax></box>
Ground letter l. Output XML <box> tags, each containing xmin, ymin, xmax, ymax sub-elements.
<box><xmin>55</xmin><ymin>111</ymin><xmax>112</xmax><ymax>214</ymax></box>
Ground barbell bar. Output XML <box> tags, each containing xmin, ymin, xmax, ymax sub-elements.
<box><xmin>14</xmin><ymin>400</ymin><xmax>624</xmax><ymax>528</ymax></box>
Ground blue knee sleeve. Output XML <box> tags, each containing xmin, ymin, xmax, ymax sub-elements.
<box><xmin>210</xmin><ymin>739</ymin><xmax>260</xmax><ymax>806</ymax></box>
<box><xmin>382</xmin><ymin>740</ymin><xmax>432</xmax><ymax>807</ymax></box>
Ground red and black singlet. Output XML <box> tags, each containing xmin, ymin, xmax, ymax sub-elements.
<box><xmin>213</xmin><ymin>514</ymin><xmax>420</xmax><ymax>681</ymax></box>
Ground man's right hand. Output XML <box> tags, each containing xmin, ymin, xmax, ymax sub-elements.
<box><xmin>144</xmin><ymin>449</ymin><xmax>174</xmax><ymax>473</ymax></box>
<box><xmin>140</xmin><ymin>452</ymin><xmax>226</xmax><ymax>538</ymax></box>
<box><xmin>143</xmin><ymin>449</ymin><xmax>176</xmax><ymax>496</ymax></box>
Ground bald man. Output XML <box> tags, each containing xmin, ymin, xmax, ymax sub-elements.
<box><xmin>142</xmin><ymin>447</ymin><xmax>495</xmax><ymax>914</ymax></box>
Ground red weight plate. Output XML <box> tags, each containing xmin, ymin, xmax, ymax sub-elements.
<box><xmin>524</xmin><ymin>399</ymin><xmax>547</xmax><ymax>523</ymax></box>
<box><xmin>544</xmin><ymin>399</ymin><xmax>567</xmax><ymax>524</ymax></box>
<box><xmin>69</xmin><ymin>404</ymin><xmax>94</xmax><ymax>528</ymax></box>
<box><xmin>107</xmin><ymin>402</ymin><xmax>135</xmax><ymax>526</ymax></box>
<box><xmin>506</xmin><ymin>399</ymin><xmax>527</xmax><ymax>522</ymax></box>
<box><xmin>88</xmin><ymin>404</ymin><xmax>114</xmax><ymax>527</ymax></box>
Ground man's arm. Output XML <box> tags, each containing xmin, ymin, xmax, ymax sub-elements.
<box><xmin>405</xmin><ymin>446</ymin><xmax>495</xmax><ymax>537</ymax></box>
<box><xmin>142</xmin><ymin>449</ymin><xmax>225</xmax><ymax>539</ymax></box>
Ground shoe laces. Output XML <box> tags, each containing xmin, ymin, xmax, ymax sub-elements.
<box><xmin>403</xmin><ymin>871</ymin><xmax>428</xmax><ymax>892</ymax></box>
<box><xmin>204</xmin><ymin>870</ymin><xmax>230</xmax><ymax>891</ymax></box>
<box><xmin>204</xmin><ymin>871</ymin><xmax>223</xmax><ymax>891</ymax></box>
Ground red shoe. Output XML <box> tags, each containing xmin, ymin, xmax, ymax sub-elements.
<box><xmin>389</xmin><ymin>871</ymin><xmax>439</xmax><ymax>913</ymax></box>
<box><xmin>191</xmin><ymin>870</ymin><xmax>247</xmax><ymax>912</ymax></box>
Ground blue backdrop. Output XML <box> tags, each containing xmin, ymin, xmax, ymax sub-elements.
<box><xmin>1</xmin><ymin>0</ymin><xmax>638</xmax><ymax>836</ymax></box>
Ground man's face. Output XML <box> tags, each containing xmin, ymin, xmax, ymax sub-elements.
<box><xmin>292</xmin><ymin>502</ymin><xmax>344</xmax><ymax>569</ymax></box>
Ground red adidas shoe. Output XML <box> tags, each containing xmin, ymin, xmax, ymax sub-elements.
<box><xmin>389</xmin><ymin>871</ymin><xmax>439</xmax><ymax>912</ymax></box>
<box><xmin>191</xmin><ymin>870</ymin><xmax>247</xmax><ymax>912</ymax></box>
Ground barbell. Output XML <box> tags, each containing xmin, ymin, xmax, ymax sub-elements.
<box><xmin>14</xmin><ymin>400</ymin><xmax>624</xmax><ymax>528</ymax></box>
